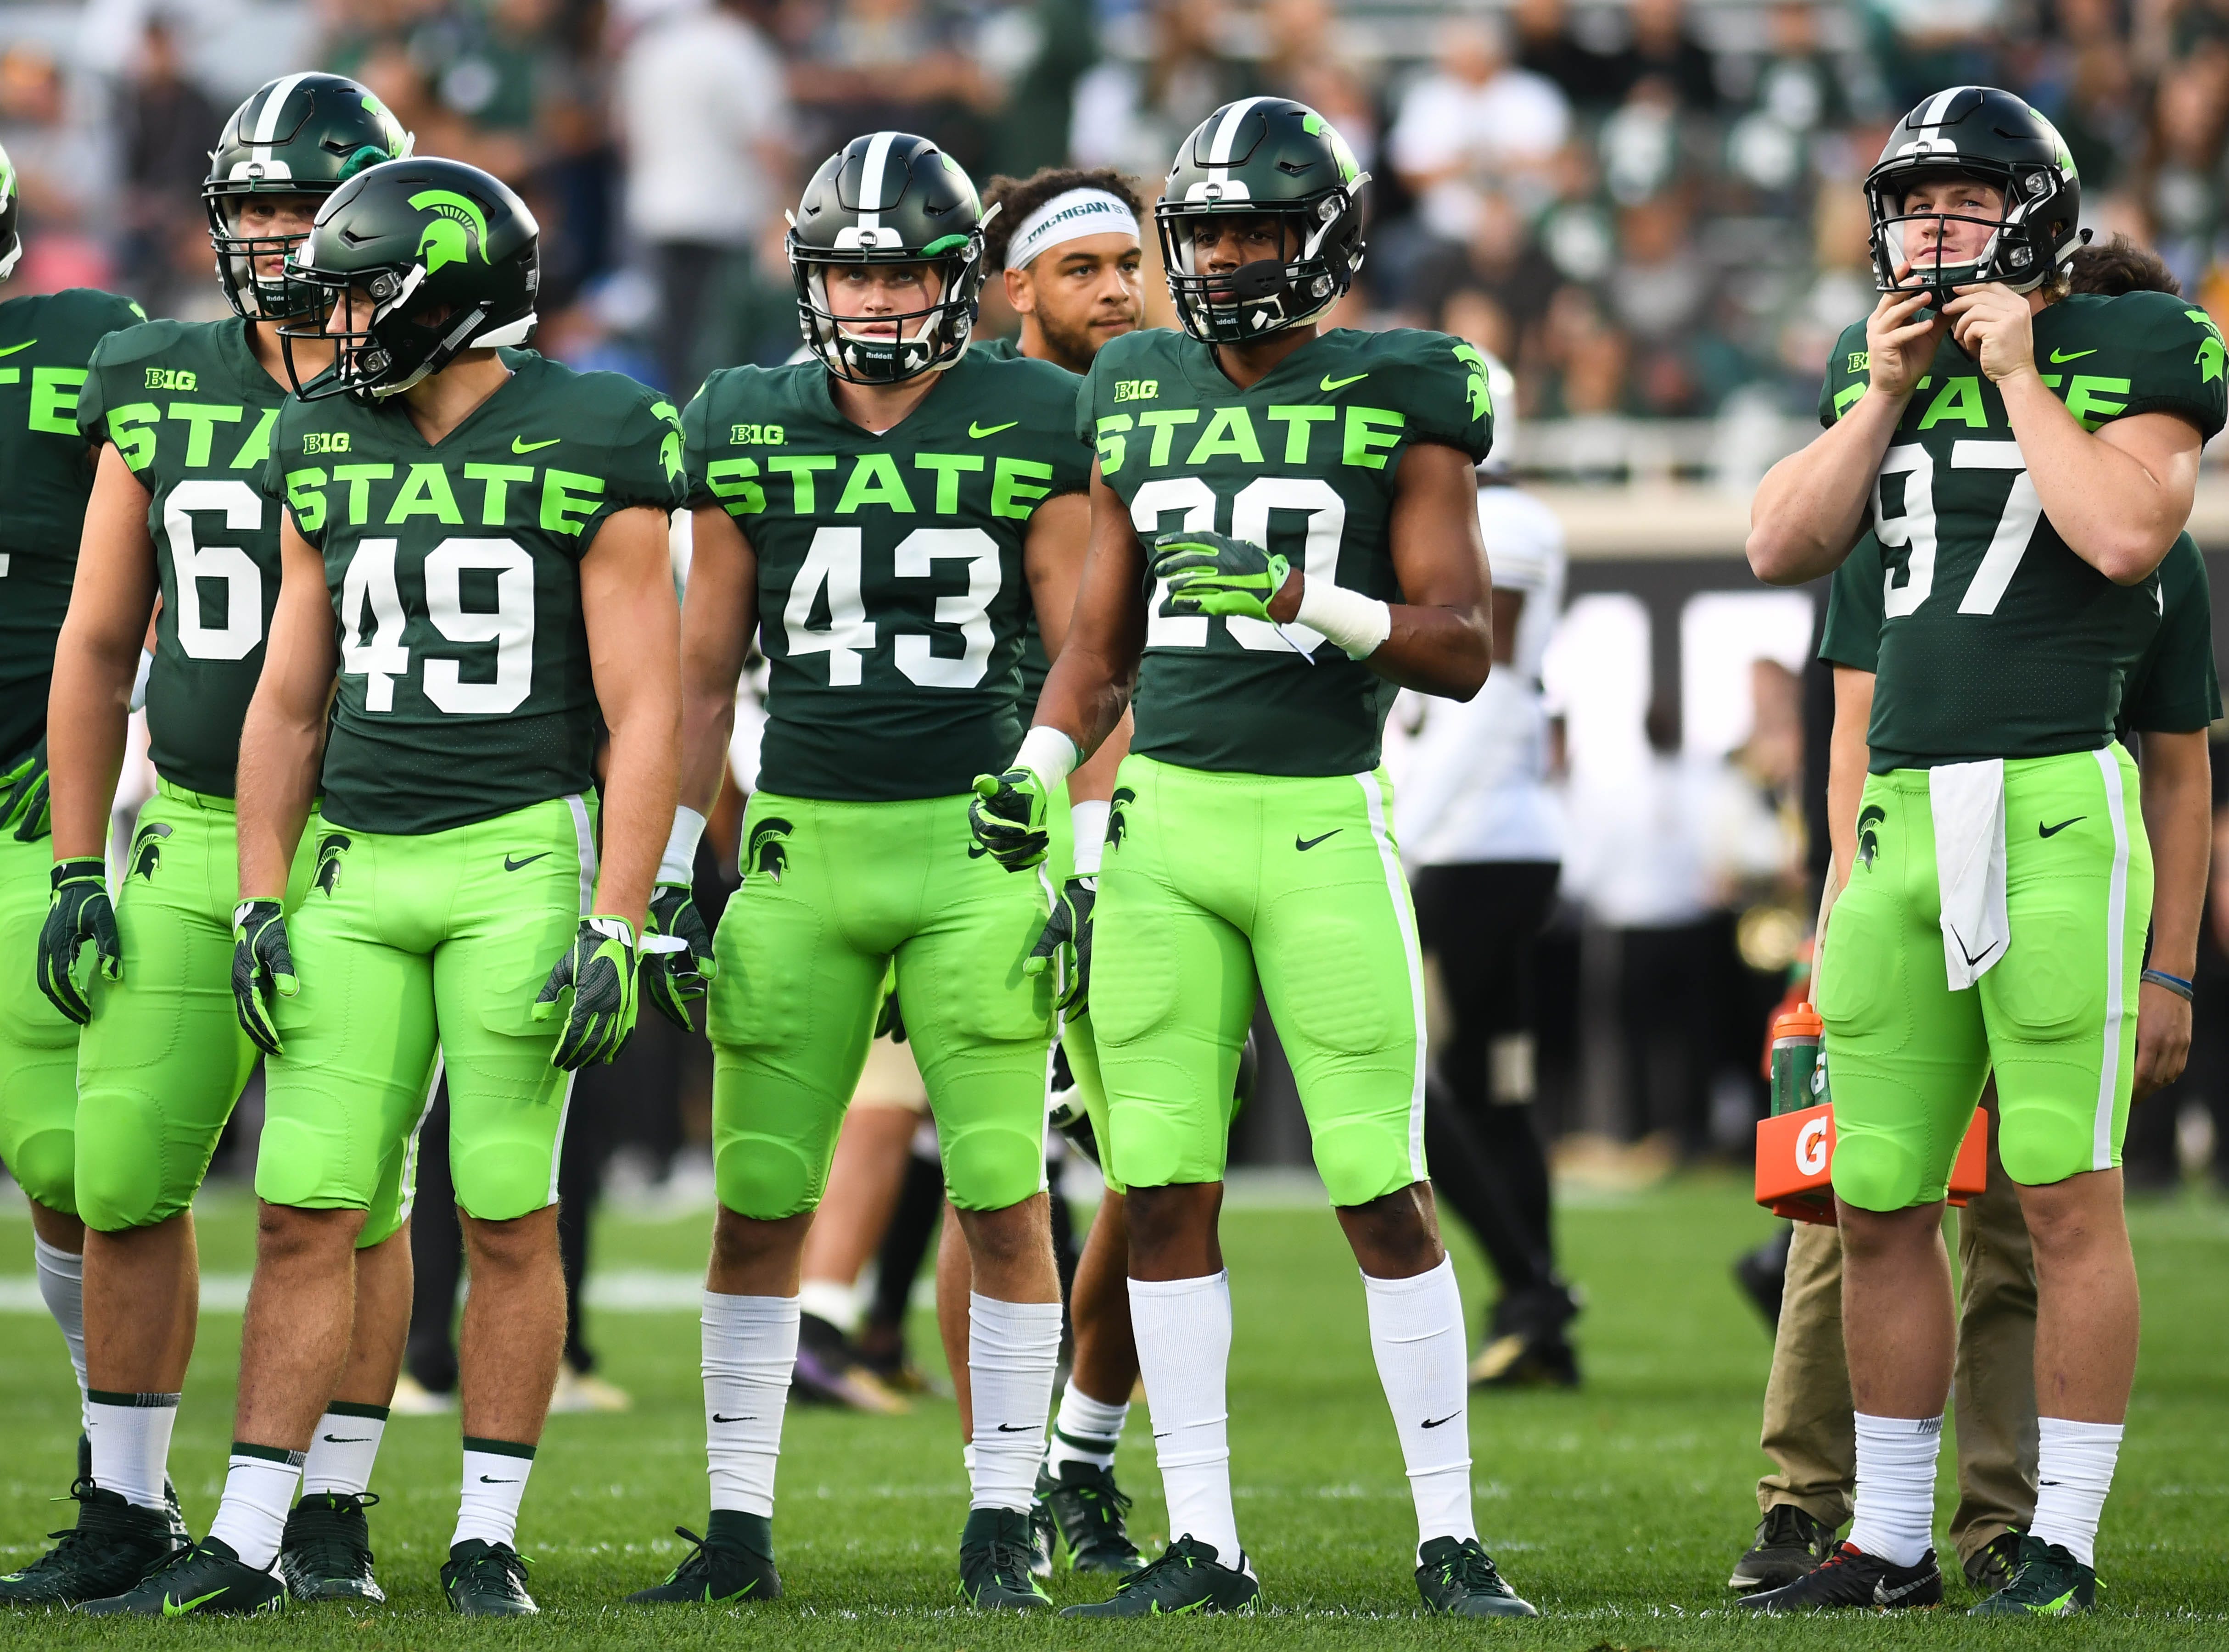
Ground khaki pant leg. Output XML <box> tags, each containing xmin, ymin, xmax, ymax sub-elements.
<box><xmin>1949</xmin><ymin>1102</ymin><xmax>2039</xmax><ymax>1568</ymax></box>
<box><xmin>1756</xmin><ymin>1218</ymin><xmax>1855</xmax><ymax>1528</ymax></box>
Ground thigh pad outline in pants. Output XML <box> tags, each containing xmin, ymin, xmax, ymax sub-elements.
<box><xmin>1816</xmin><ymin>771</ymin><xmax>1990</xmax><ymax>1212</ymax></box>
<box><xmin>708</xmin><ymin>793</ymin><xmax>900</xmax><ymax>1221</ymax></box>
<box><xmin>1091</xmin><ymin>756</ymin><xmax>1260</xmax><ymax>1191</ymax></box>
<box><xmin>0</xmin><ymin>829</ymin><xmax>79</xmax><ymax>1215</ymax></box>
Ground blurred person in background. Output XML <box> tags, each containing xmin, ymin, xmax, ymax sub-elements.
<box><xmin>615</xmin><ymin>0</ymin><xmax>791</xmax><ymax>393</ymax></box>
<box><xmin>1393</xmin><ymin>353</ymin><xmax>1585</xmax><ymax>1388</ymax></box>
<box><xmin>1069</xmin><ymin>0</ymin><xmax>1258</xmax><ymax>180</ymax></box>
<box><xmin>1389</xmin><ymin>17</ymin><xmax>1570</xmax><ymax>246</ymax></box>
<box><xmin>788</xmin><ymin>0</ymin><xmax>998</xmax><ymax>173</ymax></box>
<box><xmin>0</xmin><ymin>42</ymin><xmax>114</xmax><ymax>289</ymax></box>
<box><xmin>113</xmin><ymin>17</ymin><xmax>219</xmax><ymax>319</ymax></box>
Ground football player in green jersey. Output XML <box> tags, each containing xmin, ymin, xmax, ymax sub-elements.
<box><xmin>84</xmin><ymin>157</ymin><xmax>684</xmax><ymax>1619</ymax></box>
<box><xmin>1743</xmin><ymin>89</ymin><xmax>2226</xmax><ymax>1617</ymax></box>
<box><xmin>0</xmin><ymin>137</ymin><xmax>150</xmax><ymax>1605</ymax></box>
<box><xmin>623</xmin><ymin>131</ymin><xmax>1104</xmax><ymax>1615</ymax></box>
<box><xmin>18</xmin><ymin>76</ymin><xmax>415</xmax><ymax>1610</ymax></box>
<box><xmin>974</xmin><ymin>98</ymin><xmax>1531</xmax><ymax>1620</ymax></box>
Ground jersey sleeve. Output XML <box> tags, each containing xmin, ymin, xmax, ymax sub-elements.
<box><xmin>1393</xmin><ymin>330</ymin><xmax>1494</xmax><ymax>462</ymax></box>
<box><xmin>2096</xmin><ymin>291</ymin><xmax>2229</xmax><ymax>440</ymax></box>
<box><xmin>1819</xmin><ymin>534</ymin><xmax>1885</xmax><ymax>672</ymax></box>
<box><xmin>1818</xmin><ymin>320</ymin><xmax>1871</xmax><ymax>429</ymax></box>
<box><xmin>599</xmin><ymin>383</ymin><xmax>691</xmax><ymax>514</ymax></box>
<box><xmin>2121</xmin><ymin>536</ymin><xmax>2221</xmax><ymax>734</ymax></box>
<box><xmin>1008</xmin><ymin>359</ymin><xmax>1091</xmax><ymax>499</ymax></box>
<box><xmin>75</xmin><ymin>323</ymin><xmax>162</xmax><ymax>464</ymax></box>
<box><xmin>262</xmin><ymin>402</ymin><xmax>331</xmax><ymax>549</ymax></box>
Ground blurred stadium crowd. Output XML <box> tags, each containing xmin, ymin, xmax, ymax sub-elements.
<box><xmin>9</xmin><ymin>0</ymin><xmax>2229</xmax><ymax>446</ymax></box>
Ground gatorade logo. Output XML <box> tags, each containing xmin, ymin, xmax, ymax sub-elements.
<box><xmin>1796</xmin><ymin>1116</ymin><xmax>1830</xmax><ymax>1178</ymax></box>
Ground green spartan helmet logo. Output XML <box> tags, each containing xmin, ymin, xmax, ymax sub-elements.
<box><xmin>315</xmin><ymin>831</ymin><xmax>353</xmax><ymax>895</ymax></box>
<box><xmin>748</xmin><ymin>817</ymin><xmax>794</xmax><ymax>882</ymax></box>
<box><xmin>130</xmin><ymin>820</ymin><xmax>174</xmax><ymax>881</ymax></box>
<box><xmin>409</xmin><ymin>190</ymin><xmax>489</xmax><ymax>275</ymax></box>
<box><xmin>1855</xmin><ymin>804</ymin><xmax>1886</xmax><ymax>871</ymax></box>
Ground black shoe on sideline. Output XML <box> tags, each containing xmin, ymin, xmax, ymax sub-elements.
<box><xmin>1729</xmin><ymin>1503</ymin><xmax>1838</xmax><ymax>1592</ymax></box>
<box><xmin>1737</xmin><ymin>1540</ymin><xmax>1942</xmax><ymax>1613</ymax></box>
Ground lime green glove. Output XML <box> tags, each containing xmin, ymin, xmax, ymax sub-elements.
<box><xmin>1152</xmin><ymin>528</ymin><xmax>1291</xmax><ymax>623</ymax></box>
<box><xmin>642</xmin><ymin>882</ymin><xmax>717</xmax><ymax>1032</ymax></box>
<box><xmin>2</xmin><ymin>738</ymin><xmax>52</xmax><ymax>842</ymax></box>
<box><xmin>533</xmin><ymin>916</ymin><xmax>640</xmax><ymax>1069</ymax></box>
<box><xmin>230</xmin><ymin>898</ymin><xmax>296</xmax><ymax>1056</ymax></box>
<box><xmin>38</xmin><ymin>856</ymin><xmax>120</xmax><ymax>1024</ymax></box>
<box><xmin>1026</xmin><ymin>875</ymin><xmax>1096</xmax><ymax>1014</ymax></box>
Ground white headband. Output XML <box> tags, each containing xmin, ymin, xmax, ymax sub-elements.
<box><xmin>1005</xmin><ymin>188</ymin><xmax>1140</xmax><ymax>270</ymax></box>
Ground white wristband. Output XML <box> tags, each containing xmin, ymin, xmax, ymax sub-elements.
<box><xmin>1070</xmin><ymin>800</ymin><xmax>1110</xmax><ymax>876</ymax></box>
<box><xmin>1014</xmin><ymin>725</ymin><xmax>1080</xmax><ymax>791</ymax></box>
<box><xmin>1294</xmin><ymin>577</ymin><xmax>1392</xmax><ymax>659</ymax></box>
<box><xmin>658</xmin><ymin>805</ymin><xmax>707</xmax><ymax>886</ymax></box>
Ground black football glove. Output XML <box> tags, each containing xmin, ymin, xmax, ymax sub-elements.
<box><xmin>37</xmin><ymin>856</ymin><xmax>120</xmax><ymax>1024</ymax></box>
<box><xmin>2</xmin><ymin>738</ymin><xmax>52</xmax><ymax>842</ymax></box>
<box><xmin>1026</xmin><ymin>875</ymin><xmax>1096</xmax><ymax>1014</ymax></box>
<box><xmin>641</xmin><ymin>882</ymin><xmax>717</xmax><ymax>1032</ymax></box>
<box><xmin>230</xmin><ymin>898</ymin><xmax>296</xmax><ymax>1056</ymax></box>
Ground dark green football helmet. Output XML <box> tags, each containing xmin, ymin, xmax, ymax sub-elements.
<box><xmin>279</xmin><ymin>156</ymin><xmax>538</xmax><ymax>403</ymax></box>
<box><xmin>1866</xmin><ymin>87</ymin><xmax>2082</xmax><ymax>297</ymax></box>
<box><xmin>204</xmin><ymin>72</ymin><xmax>413</xmax><ymax>321</ymax></box>
<box><xmin>0</xmin><ymin>140</ymin><xmax>21</xmax><ymax>280</ymax></box>
<box><xmin>788</xmin><ymin>130</ymin><xmax>991</xmax><ymax>383</ymax></box>
<box><xmin>1155</xmin><ymin>97</ymin><xmax>1368</xmax><ymax>345</ymax></box>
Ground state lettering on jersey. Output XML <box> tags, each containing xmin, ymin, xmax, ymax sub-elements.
<box><xmin>1077</xmin><ymin>325</ymin><xmax>1492</xmax><ymax>779</ymax></box>
<box><xmin>1815</xmin><ymin>289</ymin><xmax>2228</xmax><ymax>770</ymax></box>
<box><xmin>263</xmin><ymin>350</ymin><xmax>686</xmax><ymax>836</ymax></box>
<box><xmin>682</xmin><ymin>350</ymin><xmax>1092</xmax><ymax>804</ymax></box>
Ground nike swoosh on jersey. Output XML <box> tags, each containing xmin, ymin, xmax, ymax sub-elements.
<box><xmin>969</xmin><ymin>420</ymin><xmax>1019</xmax><ymax>438</ymax></box>
<box><xmin>2049</xmin><ymin>347</ymin><xmax>2098</xmax><ymax>363</ymax></box>
<box><xmin>2038</xmin><ymin>816</ymin><xmax>2084</xmax><ymax>837</ymax></box>
<box><xmin>512</xmin><ymin>435</ymin><xmax>560</xmax><ymax>453</ymax></box>
<box><xmin>1295</xmin><ymin>830</ymin><xmax>1341</xmax><ymax>851</ymax></box>
<box><xmin>504</xmin><ymin>852</ymin><xmax>552</xmax><ymax>871</ymax></box>
<box><xmin>0</xmin><ymin>339</ymin><xmax>37</xmax><ymax>357</ymax></box>
<box><xmin>1320</xmin><ymin>372</ymin><xmax>1368</xmax><ymax>392</ymax></box>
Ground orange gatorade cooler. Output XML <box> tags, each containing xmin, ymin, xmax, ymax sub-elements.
<box><xmin>1756</xmin><ymin>1100</ymin><xmax>1989</xmax><ymax>1225</ymax></box>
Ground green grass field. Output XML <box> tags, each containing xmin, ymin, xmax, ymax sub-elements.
<box><xmin>3</xmin><ymin>1174</ymin><xmax>2225</xmax><ymax>1649</ymax></box>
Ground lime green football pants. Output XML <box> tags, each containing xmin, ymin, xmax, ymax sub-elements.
<box><xmin>1818</xmin><ymin>747</ymin><xmax>2152</xmax><ymax>1211</ymax></box>
<box><xmin>69</xmin><ymin>781</ymin><xmax>378</xmax><ymax>1234</ymax></box>
<box><xmin>0</xmin><ymin>771</ymin><xmax>76</xmax><ymax>1216</ymax></box>
<box><xmin>1090</xmin><ymin>754</ymin><xmax>1428</xmax><ymax>1207</ymax></box>
<box><xmin>258</xmin><ymin>795</ymin><xmax>595</xmax><ymax>1240</ymax></box>
<box><xmin>709</xmin><ymin>790</ymin><xmax>1056</xmax><ymax>1220</ymax></box>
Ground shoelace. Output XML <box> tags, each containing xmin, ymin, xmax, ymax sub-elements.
<box><xmin>662</xmin><ymin>1526</ymin><xmax>720</xmax><ymax>1584</ymax></box>
<box><xmin>1113</xmin><ymin>1544</ymin><xmax>1200</xmax><ymax>1599</ymax></box>
<box><xmin>469</xmin><ymin>1546</ymin><xmax>532</xmax><ymax>1594</ymax></box>
<box><xmin>983</xmin><ymin>1536</ymin><xmax>1038</xmax><ymax>1589</ymax></box>
<box><xmin>1063</xmin><ymin>1477</ymin><xmax>1135</xmax><ymax>1540</ymax></box>
<box><xmin>288</xmin><ymin>1496</ymin><xmax>377</xmax><ymax>1578</ymax></box>
<box><xmin>1758</xmin><ymin>1504</ymin><xmax>1822</xmax><ymax>1551</ymax></box>
<box><xmin>1443</xmin><ymin>1545</ymin><xmax>1509</xmax><ymax>1594</ymax></box>
<box><xmin>16</xmin><ymin>1482</ymin><xmax>143</xmax><ymax>1579</ymax></box>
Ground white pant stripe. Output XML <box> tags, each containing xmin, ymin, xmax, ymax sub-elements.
<box><xmin>2090</xmin><ymin>748</ymin><xmax>2130</xmax><ymax>1172</ymax></box>
<box><xmin>1354</xmin><ymin>770</ymin><xmax>1428</xmax><ymax>1185</ymax></box>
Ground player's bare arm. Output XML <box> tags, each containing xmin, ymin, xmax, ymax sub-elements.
<box><xmin>45</xmin><ymin>446</ymin><xmax>157</xmax><ymax>859</ymax></box>
<box><xmin>235</xmin><ymin>515</ymin><xmax>338</xmax><ymax>901</ymax></box>
<box><xmin>676</xmin><ymin>506</ymin><xmax>760</xmax><ymax>815</ymax></box>
<box><xmin>1027</xmin><ymin>462</ymin><xmax>1148</xmax><ymax>760</ymax></box>
<box><xmin>1826</xmin><ymin>664</ymin><xmax>1875</xmax><ymax>894</ymax></box>
<box><xmin>2133</xmin><ymin>728</ymin><xmax>2208</xmax><ymax>1098</ymax></box>
<box><xmin>1023</xmin><ymin>489</ymin><xmax>1129</xmax><ymax>800</ymax></box>
<box><xmin>1748</xmin><ymin>287</ymin><xmax>1944</xmax><ymax>585</ymax></box>
<box><xmin>580</xmin><ymin>504</ymin><xmax>682</xmax><ymax>933</ymax></box>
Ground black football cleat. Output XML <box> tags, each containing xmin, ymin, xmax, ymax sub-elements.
<box><xmin>625</xmin><ymin>1513</ymin><xmax>781</xmax><ymax>1604</ymax></box>
<box><xmin>1738</xmin><ymin>1540</ymin><xmax>1942</xmax><ymax>1613</ymax></box>
<box><xmin>1729</xmin><ymin>1502</ymin><xmax>1839</xmax><ymax>1591</ymax></box>
<box><xmin>278</xmin><ymin>1491</ymin><xmax>384</xmax><ymax>1603</ymax></box>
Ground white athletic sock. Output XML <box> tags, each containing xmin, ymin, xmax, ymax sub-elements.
<box><xmin>33</xmin><ymin>1235</ymin><xmax>89</xmax><ymax>1429</ymax></box>
<box><xmin>453</xmin><ymin>1439</ymin><xmax>536</xmax><ymax>1550</ymax></box>
<box><xmin>967</xmin><ymin>1293</ymin><xmax>1062</xmax><ymax>1512</ymax></box>
<box><xmin>702</xmin><ymin>1291</ymin><xmax>798</xmax><ymax>1517</ymax></box>
<box><xmin>1129</xmin><ymin>1271</ymin><xmax>1243</xmax><ymax>1565</ymax></box>
<box><xmin>1046</xmin><ymin>1378</ymin><xmax>1128</xmax><ymax>1473</ymax></box>
<box><xmin>207</xmin><ymin>1444</ymin><xmax>303</xmax><ymax>1569</ymax></box>
<box><xmin>796</xmin><ymin>1278</ymin><xmax>862</xmax><ymax>1337</ymax></box>
<box><xmin>2029</xmin><ymin>1417</ymin><xmax>2123</xmax><ymax>1568</ymax></box>
<box><xmin>87</xmin><ymin>1390</ymin><xmax>180</xmax><ymax>1511</ymax></box>
<box><xmin>300</xmin><ymin>1402</ymin><xmax>389</xmax><ymax>1497</ymax></box>
<box><xmin>1363</xmin><ymin>1257</ymin><xmax>1477</xmax><ymax>1557</ymax></box>
<box><xmin>1848</xmin><ymin>1412</ymin><xmax>1943</xmax><ymax>1567</ymax></box>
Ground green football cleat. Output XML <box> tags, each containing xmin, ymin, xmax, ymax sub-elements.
<box><xmin>626</xmin><ymin>1513</ymin><xmax>782</xmax><ymax>1604</ymax></box>
<box><xmin>1969</xmin><ymin>1534</ymin><xmax>2097</xmax><ymax>1616</ymax></box>
<box><xmin>0</xmin><ymin>1479</ymin><xmax>184</xmax><ymax>1607</ymax></box>
<box><xmin>1415</xmin><ymin>1535</ymin><xmax>1539</xmax><ymax>1617</ymax></box>
<box><xmin>278</xmin><ymin>1491</ymin><xmax>385</xmax><ymax>1603</ymax></box>
<box><xmin>77</xmin><ymin>1535</ymin><xmax>286</xmax><ymax>1616</ymax></box>
<box><xmin>957</xmin><ymin>1507</ymin><xmax>1053</xmax><ymax>1611</ymax></box>
<box><xmin>1059</xmin><ymin>1534</ymin><xmax>1261</xmax><ymax>1618</ymax></box>
<box><xmin>441</xmin><ymin>1538</ymin><xmax>536</xmax><ymax>1616</ymax></box>
<box><xmin>1036</xmin><ymin>1461</ymin><xmax>1143</xmax><ymax>1575</ymax></box>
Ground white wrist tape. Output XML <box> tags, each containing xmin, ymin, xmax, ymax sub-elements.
<box><xmin>1295</xmin><ymin>578</ymin><xmax>1392</xmax><ymax>659</ymax></box>
<box><xmin>129</xmin><ymin>647</ymin><xmax>154</xmax><ymax>713</ymax></box>
<box><xmin>1070</xmin><ymin>800</ymin><xmax>1110</xmax><ymax>876</ymax></box>
<box><xmin>658</xmin><ymin>805</ymin><xmax>707</xmax><ymax>886</ymax></box>
<box><xmin>1014</xmin><ymin>726</ymin><xmax>1080</xmax><ymax>791</ymax></box>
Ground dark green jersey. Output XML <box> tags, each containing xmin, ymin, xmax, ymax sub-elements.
<box><xmin>78</xmin><ymin>318</ymin><xmax>289</xmax><ymax>797</ymax></box>
<box><xmin>263</xmin><ymin>351</ymin><xmax>686</xmax><ymax>835</ymax></box>
<box><xmin>0</xmin><ymin>286</ymin><xmax>147</xmax><ymax>765</ymax></box>
<box><xmin>1822</xmin><ymin>530</ymin><xmax>2220</xmax><ymax>748</ymax></box>
<box><xmin>1078</xmin><ymin>326</ymin><xmax>1494</xmax><ymax>776</ymax></box>
<box><xmin>1816</xmin><ymin>290</ymin><xmax>2227</xmax><ymax>770</ymax></box>
<box><xmin>683</xmin><ymin>351</ymin><xmax>1091</xmax><ymax>801</ymax></box>
<box><xmin>969</xmin><ymin>337</ymin><xmax>1053</xmax><ymax>714</ymax></box>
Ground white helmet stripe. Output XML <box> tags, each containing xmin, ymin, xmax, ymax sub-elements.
<box><xmin>1204</xmin><ymin>96</ymin><xmax>1267</xmax><ymax>192</ymax></box>
<box><xmin>856</xmin><ymin>129</ymin><xmax>898</xmax><ymax>235</ymax></box>
<box><xmin>249</xmin><ymin>71</ymin><xmax>313</xmax><ymax>166</ymax></box>
<box><xmin>1919</xmin><ymin>85</ymin><xmax>1971</xmax><ymax>128</ymax></box>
